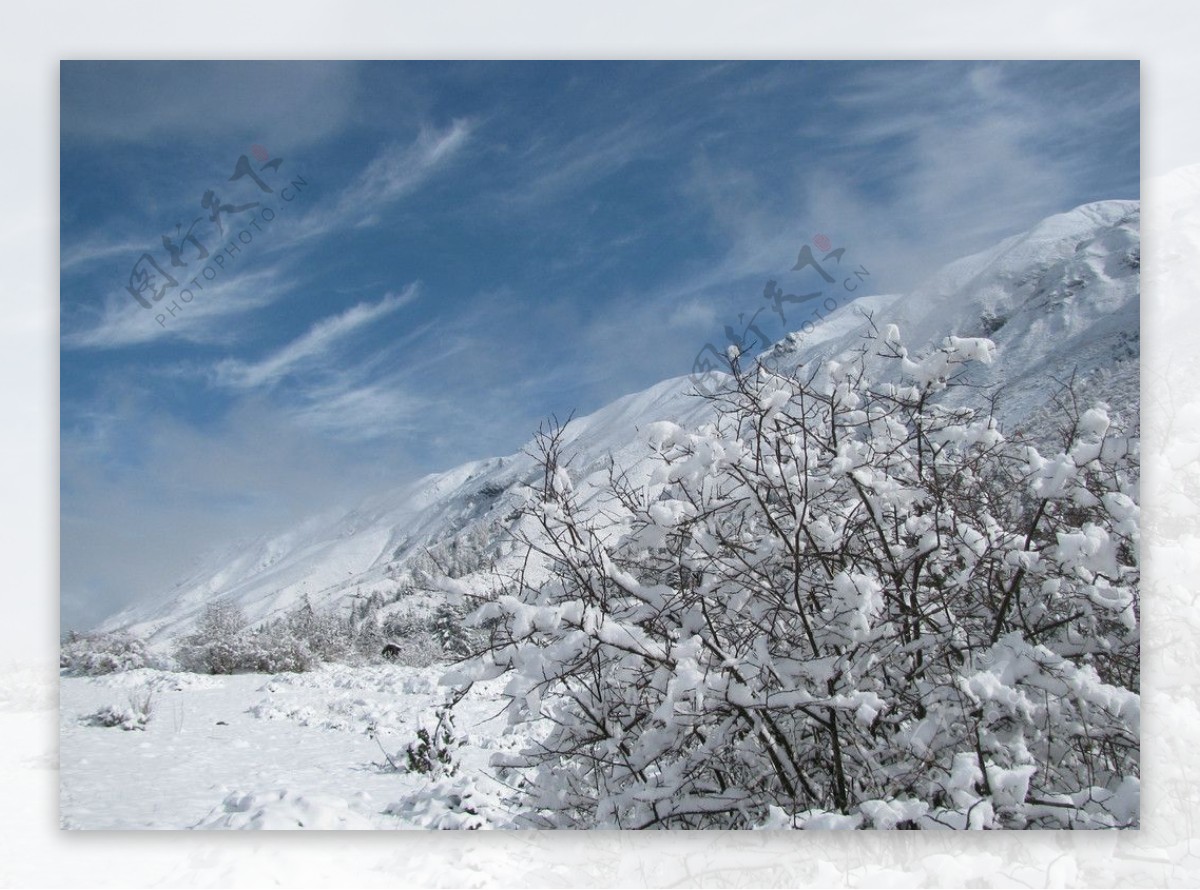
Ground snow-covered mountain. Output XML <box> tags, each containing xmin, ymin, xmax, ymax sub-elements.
<box><xmin>101</xmin><ymin>199</ymin><xmax>1140</xmax><ymax>642</ymax></box>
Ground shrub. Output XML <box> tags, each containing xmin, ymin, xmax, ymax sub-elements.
<box><xmin>174</xmin><ymin>602</ymin><xmax>254</xmax><ymax>674</ymax></box>
<box><xmin>81</xmin><ymin>688</ymin><xmax>155</xmax><ymax>731</ymax></box>
<box><xmin>173</xmin><ymin>599</ymin><xmax>370</xmax><ymax>674</ymax></box>
<box><xmin>456</xmin><ymin>331</ymin><xmax>1139</xmax><ymax>829</ymax></box>
<box><xmin>60</xmin><ymin>631</ymin><xmax>164</xmax><ymax>675</ymax></box>
<box><xmin>404</xmin><ymin>707</ymin><xmax>461</xmax><ymax>779</ymax></box>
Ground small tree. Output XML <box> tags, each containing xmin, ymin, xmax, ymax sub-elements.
<box><xmin>404</xmin><ymin>706</ymin><xmax>462</xmax><ymax>778</ymax></box>
<box><xmin>432</xmin><ymin>603</ymin><xmax>472</xmax><ymax>659</ymax></box>
<box><xmin>282</xmin><ymin>596</ymin><xmax>352</xmax><ymax>663</ymax></box>
<box><xmin>175</xmin><ymin>601</ymin><xmax>251</xmax><ymax>674</ymax></box>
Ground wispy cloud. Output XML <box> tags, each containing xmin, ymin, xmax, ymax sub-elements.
<box><xmin>284</xmin><ymin>120</ymin><xmax>473</xmax><ymax>243</ymax></box>
<box><xmin>213</xmin><ymin>286</ymin><xmax>419</xmax><ymax>390</ymax></box>
<box><xmin>501</xmin><ymin>116</ymin><xmax>660</xmax><ymax>208</ymax></box>
<box><xmin>287</xmin><ymin>376</ymin><xmax>425</xmax><ymax>441</ymax></box>
<box><xmin>60</xmin><ymin>234</ymin><xmax>155</xmax><ymax>273</ymax></box>
<box><xmin>559</xmin><ymin>62</ymin><xmax>1141</xmax><ymax>403</ymax></box>
<box><xmin>62</xmin><ymin>122</ymin><xmax>470</xmax><ymax>352</ymax></box>
<box><xmin>204</xmin><ymin>285</ymin><xmax>437</xmax><ymax>443</ymax></box>
<box><xmin>62</xmin><ymin>265</ymin><xmax>294</xmax><ymax>350</ymax></box>
<box><xmin>821</xmin><ymin>61</ymin><xmax>1138</xmax><ymax>262</ymax></box>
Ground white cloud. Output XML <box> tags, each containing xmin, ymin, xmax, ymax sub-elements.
<box><xmin>60</xmin><ymin>234</ymin><xmax>153</xmax><ymax>273</ymax></box>
<box><xmin>284</xmin><ymin>120</ymin><xmax>473</xmax><ymax>243</ymax></box>
<box><xmin>213</xmin><ymin>286</ymin><xmax>419</xmax><ymax>390</ymax></box>
<box><xmin>62</xmin><ymin>123</ymin><xmax>470</xmax><ymax>352</ymax></box>
<box><xmin>564</xmin><ymin>63</ymin><xmax>1140</xmax><ymax>405</ymax></box>
<box><xmin>504</xmin><ymin>117</ymin><xmax>658</xmax><ymax>206</ymax></box>
<box><xmin>287</xmin><ymin>377</ymin><xmax>425</xmax><ymax>441</ymax></box>
<box><xmin>62</xmin><ymin>265</ymin><xmax>294</xmax><ymax>350</ymax></box>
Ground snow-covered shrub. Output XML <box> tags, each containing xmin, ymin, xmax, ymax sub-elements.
<box><xmin>174</xmin><ymin>602</ymin><xmax>312</xmax><ymax>674</ymax></box>
<box><xmin>351</xmin><ymin>616</ymin><xmax>387</xmax><ymax>660</ymax></box>
<box><xmin>277</xmin><ymin>598</ymin><xmax>353</xmax><ymax>663</ymax></box>
<box><xmin>174</xmin><ymin>602</ymin><xmax>253</xmax><ymax>674</ymax></box>
<box><xmin>175</xmin><ymin>600</ymin><xmax>366</xmax><ymax>674</ymax></box>
<box><xmin>196</xmin><ymin>789</ymin><xmax>374</xmax><ymax>830</ymax></box>
<box><xmin>81</xmin><ymin>687</ymin><xmax>155</xmax><ymax>731</ymax></box>
<box><xmin>127</xmin><ymin>686</ymin><xmax>155</xmax><ymax>724</ymax></box>
<box><xmin>81</xmin><ymin>704</ymin><xmax>140</xmax><ymax>730</ymax></box>
<box><xmin>391</xmin><ymin>634</ymin><xmax>443</xmax><ymax>666</ymax></box>
<box><xmin>374</xmin><ymin>612</ymin><xmax>451</xmax><ymax>666</ymax></box>
<box><xmin>60</xmin><ymin>631</ymin><xmax>164</xmax><ymax>675</ymax></box>
<box><xmin>243</xmin><ymin>628</ymin><xmax>317</xmax><ymax>674</ymax></box>
<box><xmin>456</xmin><ymin>329</ymin><xmax>1139</xmax><ymax>829</ymax></box>
<box><xmin>403</xmin><ymin>707</ymin><xmax>462</xmax><ymax>778</ymax></box>
<box><xmin>383</xmin><ymin>775</ymin><xmax>502</xmax><ymax>829</ymax></box>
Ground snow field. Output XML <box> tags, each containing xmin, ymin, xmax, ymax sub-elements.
<box><xmin>59</xmin><ymin>664</ymin><xmax>518</xmax><ymax>830</ymax></box>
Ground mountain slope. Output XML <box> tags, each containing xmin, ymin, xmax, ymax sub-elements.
<box><xmin>101</xmin><ymin>199</ymin><xmax>1140</xmax><ymax>642</ymax></box>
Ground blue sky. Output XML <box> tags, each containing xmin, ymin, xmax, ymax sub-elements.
<box><xmin>60</xmin><ymin>60</ymin><xmax>1139</xmax><ymax>630</ymax></box>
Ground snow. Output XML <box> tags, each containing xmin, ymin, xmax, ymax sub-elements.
<box><xmin>59</xmin><ymin>665</ymin><xmax>520</xmax><ymax>830</ymax></box>
<box><xmin>196</xmin><ymin>789</ymin><xmax>376</xmax><ymax>830</ymax></box>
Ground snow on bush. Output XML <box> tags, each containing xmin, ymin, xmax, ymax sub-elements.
<box><xmin>80</xmin><ymin>687</ymin><xmax>155</xmax><ymax>731</ymax></box>
<box><xmin>383</xmin><ymin>775</ymin><xmax>506</xmax><ymax>830</ymax></box>
<box><xmin>403</xmin><ymin>706</ymin><xmax>462</xmax><ymax>777</ymax></box>
<box><xmin>195</xmin><ymin>789</ymin><xmax>375</xmax><ymax>830</ymax></box>
<box><xmin>60</xmin><ymin>631</ymin><xmax>167</xmax><ymax>676</ymax></box>
<box><xmin>174</xmin><ymin>599</ymin><xmax>363</xmax><ymax>675</ymax></box>
<box><xmin>451</xmin><ymin>330</ymin><xmax>1139</xmax><ymax>829</ymax></box>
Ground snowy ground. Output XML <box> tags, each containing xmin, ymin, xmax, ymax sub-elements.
<box><xmin>59</xmin><ymin>665</ymin><xmax>518</xmax><ymax>830</ymax></box>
